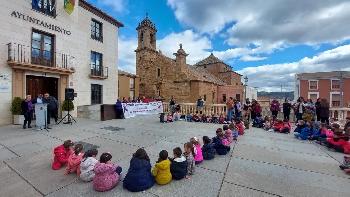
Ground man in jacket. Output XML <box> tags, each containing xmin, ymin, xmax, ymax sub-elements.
<box><xmin>43</xmin><ymin>93</ymin><xmax>58</xmax><ymax>127</ymax></box>
<box><xmin>21</xmin><ymin>95</ymin><xmax>33</xmax><ymax>129</ymax></box>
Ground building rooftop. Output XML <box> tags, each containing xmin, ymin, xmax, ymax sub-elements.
<box><xmin>296</xmin><ymin>71</ymin><xmax>350</xmax><ymax>79</ymax></box>
<box><xmin>136</xmin><ymin>15</ymin><xmax>157</xmax><ymax>31</ymax></box>
<box><xmin>195</xmin><ymin>53</ymin><xmax>226</xmax><ymax>66</ymax></box>
<box><xmin>79</xmin><ymin>0</ymin><xmax>124</xmax><ymax>27</ymax></box>
<box><xmin>118</xmin><ymin>70</ymin><xmax>138</xmax><ymax>77</ymax></box>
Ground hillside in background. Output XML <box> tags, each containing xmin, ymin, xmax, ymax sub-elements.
<box><xmin>257</xmin><ymin>91</ymin><xmax>294</xmax><ymax>100</ymax></box>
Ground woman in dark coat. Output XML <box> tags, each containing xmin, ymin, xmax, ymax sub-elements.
<box><xmin>315</xmin><ymin>98</ymin><xmax>321</xmax><ymax>121</ymax></box>
<box><xmin>115</xmin><ymin>99</ymin><xmax>124</xmax><ymax>119</ymax></box>
<box><xmin>319</xmin><ymin>98</ymin><xmax>330</xmax><ymax>125</ymax></box>
<box><xmin>282</xmin><ymin>99</ymin><xmax>292</xmax><ymax>121</ymax></box>
<box><xmin>123</xmin><ymin>148</ymin><xmax>154</xmax><ymax>192</ymax></box>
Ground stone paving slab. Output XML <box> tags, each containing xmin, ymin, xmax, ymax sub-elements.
<box><xmin>5</xmin><ymin>151</ymin><xmax>77</xmax><ymax>195</ymax></box>
<box><xmin>233</xmin><ymin>143</ymin><xmax>346</xmax><ymax>177</ymax></box>
<box><xmin>0</xmin><ymin>132</ymin><xmax>52</xmax><ymax>147</ymax></box>
<box><xmin>0</xmin><ymin>162</ymin><xmax>41</xmax><ymax>197</ymax></box>
<box><xmin>9</xmin><ymin>142</ymin><xmax>48</xmax><ymax>157</ymax></box>
<box><xmin>219</xmin><ymin>181</ymin><xmax>276</xmax><ymax>197</ymax></box>
<box><xmin>0</xmin><ymin>146</ymin><xmax>19</xmax><ymax>161</ymax></box>
<box><xmin>224</xmin><ymin>157</ymin><xmax>350</xmax><ymax>197</ymax></box>
<box><xmin>101</xmin><ymin>132</ymin><xmax>165</xmax><ymax>148</ymax></box>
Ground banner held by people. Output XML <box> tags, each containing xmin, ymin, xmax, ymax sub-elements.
<box><xmin>122</xmin><ymin>101</ymin><xmax>163</xmax><ymax>118</ymax></box>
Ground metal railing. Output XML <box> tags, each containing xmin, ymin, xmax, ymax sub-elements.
<box><xmin>7</xmin><ymin>42</ymin><xmax>75</xmax><ymax>70</ymax></box>
<box><xmin>90</xmin><ymin>66</ymin><xmax>108</xmax><ymax>78</ymax></box>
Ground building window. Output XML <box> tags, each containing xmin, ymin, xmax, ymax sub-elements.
<box><xmin>91</xmin><ymin>19</ymin><xmax>103</xmax><ymax>42</ymax></box>
<box><xmin>203</xmin><ymin>94</ymin><xmax>207</xmax><ymax>101</ymax></box>
<box><xmin>130</xmin><ymin>90</ymin><xmax>135</xmax><ymax>99</ymax></box>
<box><xmin>91</xmin><ymin>84</ymin><xmax>102</xmax><ymax>104</ymax></box>
<box><xmin>91</xmin><ymin>51</ymin><xmax>103</xmax><ymax>76</ymax></box>
<box><xmin>308</xmin><ymin>92</ymin><xmax>319</xmax><ymax>102</ymax></box>
<box><xmin>157</xmin><ymin>68</ymin><xmax>161</xmax><ymax>78</ymax></box>
<box><xmin>32</xmin><ymin>0</ymin><xmax>56</xmax><ymax>17</ymax></box>
<box><xmin>222</xmin><ymin>94</ymin><xmax>227</xmax><ymax>103</ymax></box>
<box><xmin>331</xmin><ymin>79</ymin><xmax>340</xmax><ymax>90</ymax></box>
<box><xmin>31</xmin><ymin>30</ymin><xmax>54</xmax><ymax>67</ymax></box>
<box><xmin>236</xmin><ymin>94</ymin><xmax>241</xmax><ymax>101</ymax></box>
<box><xmin>309</xmin><ymin>80</ymin><xmax>318</xmax><ymax>90</ymax></box>
<box><xmin>331</xmin><ymin>93</ymin><xmax>341</xmax><ymax>107</ymax></box>
<box><xmin>130</xmin><ymin>78</ymin><xmax>135</xmax><ymax>89</ymax></box>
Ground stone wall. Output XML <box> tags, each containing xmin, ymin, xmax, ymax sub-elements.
<box><xmin>77</xmin><ymin>104</ymin><xmax>101</xmax><ymax>121</ymax></box>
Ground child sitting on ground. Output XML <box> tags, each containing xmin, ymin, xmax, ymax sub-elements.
<box><xmin>52</xmin><ymin>140</ymin><xmax>74</xmax><ymax>170</ymax></box>
<box><xmin>170</xmin><ymin>147</ymin><xmax>187</xmax><ymax>180</ymax></box>
<box><xmin>229</xmin><ymin>123</ymin><xmax>239</xmax><ymax>140</ymax></box>
<box><xmin>219</xmin><ymin>113</ymin><xmax>226</xmax><ymax>124</ymax></box>
<box><xmin>272</xmin><ymin>119</ymin><xmax>284</xmax><ymax>132</ymax></box>
<box><xmin>65</xmin><ymin>143</ymin><xmax>84</xmax><ymax>175</ymax></box>
<box><xmin>190</xmin><ymin>137</ymin><xmax>203</xmax><ymax>165</ymax></box>
<box><xmin>294</xmin><ymin>121</ymin><xmax>312</xmax><ymax>140</ymax></box>
<box><xmin>152</xmin><ymin>150</ymin><xmax>172</xmax><ymax>185</ymax></box>
<box><xmin>235</xmin><ymin>119</ymin><xmax>245</xmax><ymax>135</ymax></box>
<box><xmin>280</xmin><ymin>119</ymin><xmax>291</xmax><ymax>134</ymax></box>
<box><xmin>80</xmin><ymin>149</ymin><xmax>98</xmax><ymax>182</ymax></box>
<box><xmin>167</xmin><ymin>113</ymin><xmax>173</xmax><ymax>122</ymax></box>
<box><xmin>93</xmin><ymin>153</ymin><xmax>122</xmax><ymax>192</ymax></box>
<box><xmin>123</xmin><ymin>148</ymin><xmax>154</xmax><ymax>192</ymax></box>
<box><xmin>186</xmin><ymin>113</ymin><xmax>193</xmax><ymax>122</ymax></box>
<box><xmin>293</xmin><ymin>120</ymin><xmax>306</xmax><ymax>133</ymax></box>
<box><xmin>183</xmin><ymin>142</ymin><xmax>195</xmax><ymax>179</ymax></box>
<box><xmin>192</xmin><ymin>113</ymin><xmax>200</xmax><ymax>122</ymax></box>
<box><xmin>212</xmin><ymin>128</ymin><xmax>230</xmax><ymax>155</ymax></box>
<box><xmin>202</xmin><ymin>136</ymin><xmax>216</xmax><ymax>160</ymax></box>
<box><xmin>206</xmin><ymin>114</ymin><xmax>212</xmax><ymax>123</ymax></box>
<box><xmin>339</xmin><ymin>155</ymin><xmax>350</xmax><ymax>174</ymax></box>
<box><xmin>173</xmin><ymin>111</ymin><xmax>181</xmax><ymax>121</ymax></box>
<box><xmin>263</xmin><ymin>116</ymin><xmax>272</xmax><ymax>131</ymax></box>
<box><xmin>212</xmin><ymin>113</ymin><xmax>219</xmax><ymax>124</ymax></box>
<box><xmin>201</xmin><ymin>114</ymin><xmax>207</xmax><ymax>123</ymax></box>
<box><xmin>223</xmin><ymin>125</ymin><xmax>233</xmax><ymax>144</ymax></box>
<box><xmin>252</xmin><ymin>115</ymin><xmax>265</xmax><ymax>128</ymax></box>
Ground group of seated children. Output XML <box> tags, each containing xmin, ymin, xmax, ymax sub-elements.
<box><xmin>293</xmin><ymin>120</ymin><xmax>350</xmax><ymax>174</ymax></box>
<box><xmin>254</xmin><ymin>115</ymin><xmax>291</xmax><ymax>134</ymax></box>
<box><xmin>51</xmin><ymin>123</ymin><xmax>242</xmax><ymax>193</ymax></box>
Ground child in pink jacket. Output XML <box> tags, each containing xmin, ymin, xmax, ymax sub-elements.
<box><xmin>65</xmin><ymin>144</ymin><xmax>84</xmax><ymax>175</ymax></box>
<box><xmin>190</xmin><ymin>137</ymin><xmax>203</xmax><ymax>165</ymax></box>
<box><xmin>93</xmin><ymin>153</ymin><xmax>122</xmax><ymax>192</ymax></box>
<box><xmin>223</xmin><ymin>125</ymin><xmax>233</xmax><ymax>144</ymax></box>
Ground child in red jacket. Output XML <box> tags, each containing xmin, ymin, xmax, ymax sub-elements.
<box><xmin>65</xmin><ymin>144</ymin><xmax>84</xmax><ymax>175</ymax></box>
<box><xmin>272</xmin><ymin>119</ymin><xmax>284</xmax><ymax>132</ymax></box>
<box><xmin>52</xmin><ymin>140</ymin><xmax>74</xmax><ymax>170</ymax></box>
<box><xmin>280</xmin><ymin>119</ymin><xmax>291</xmax><ymax>133</ymax></box>
<box><xmin>235</xmin><ymin>119</ymin><xmax>245</xmax><ymax>135</ymax></box>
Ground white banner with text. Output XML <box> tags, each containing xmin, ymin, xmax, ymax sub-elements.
<box><xmin>122</xmin><ymin>102</ymin><xmax>163</xmax><ymax>118</ymax></box>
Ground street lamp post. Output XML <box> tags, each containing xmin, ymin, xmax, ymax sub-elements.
<box><xmin>244</xmin><ymin>76</ymin><xmax>248</xmax><ymax>101</ymax></box>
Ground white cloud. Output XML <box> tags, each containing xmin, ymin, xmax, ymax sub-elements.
<box><xmin>167</xmin><ymin>0</ymin><xmax>350</xmax><ymax>53</ymax></box>
<box><xmin>240</xmin><ymin>55</ymin><xmax>267</xmax><ymax>62</ymax></box>
<box><xmin>238</xmin><ymin>44</ymin><xmax>350</xmax><ymax>92</ymax></box>
<box><xmin>96</xmin><ymin>0</ymin><xmax>125</xmax><ymax>13</ymax></box>
<box><xmin>118</xmin><ymin>37</ymin><xmax>137</xmax><ymax>73</ymax></box>
<box><xmin>157</xmin><ymin>30</ymin><xmax>212</xmax><ymax>64</ymax></box>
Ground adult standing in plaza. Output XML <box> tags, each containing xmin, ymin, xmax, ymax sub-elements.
<box><xmin>315</xmin><ymin>98</ymin><xmax>321</xmax><ymax>121</ymax></box>
<box><xmin>234</xmin><ymin>99</ymin><xmax>242</xmax><ymax>118</ymax></box>
<box><xmin>295</xmin><ymin>97</ymin><xmax>305</xmax><ymax>121</ymax></box>
<box><xmin>169</xmin><ymin>97</ymin><xmax>176</xmax><ymax>114</ymax></box>
<box><xmin>282</xmin><ymin>98</ymin><xmax>292</xmax><ymax>120</ymax></box>
<box><xmin>243</xmin><ymin>98</ymin><xmax>251</xmax><ymax>121</ymax></box>
<box><xmin>21</xmin><ymin>95</ymin><xmax>33</xmax><ymax>129</ymax></box>
<box><xmin>270</xmin><ymin>99</ymin><xmax>280</xmax><ymax>120</ymax></box>
<box><xmin>196</xmin><ymin>96</ymin><xmax>205</xmax><ymax>115</ymax></box>
<box><xmin>319</xmin><ymin>98</ymin><xmax>330</xmax><ymax>125</ymax></box>
<box><xmin>226</xmin><ymin>97</ymin><xmax>234</xmax><ymax>121</ymax></box>
<box><xmin>43</xmin><ymin>93</ymin><xmax>58</xmax><ymax>127</ymax></box>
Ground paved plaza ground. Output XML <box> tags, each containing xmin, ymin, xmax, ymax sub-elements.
<box><xmin>0</xmin><ymin>116</ymin><xmax>349</xmax><ymax>197</ymax></box>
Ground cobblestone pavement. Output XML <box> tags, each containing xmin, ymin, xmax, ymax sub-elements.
<box><xmin>0</xmin><ymin>116</ymin><xmax>349</xmax><ymax>197</ymax></box>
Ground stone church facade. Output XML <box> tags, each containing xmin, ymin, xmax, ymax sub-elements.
<box><xmin>135</xmin><ymin>17</ymin><xmax>244</xmax><ymax>104</ymax></box>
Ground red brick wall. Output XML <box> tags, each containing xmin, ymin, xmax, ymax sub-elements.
<box><xmin>217</xmin><ymin>85</ymin><xmax>244</xmax><ymax>104</ymax></box>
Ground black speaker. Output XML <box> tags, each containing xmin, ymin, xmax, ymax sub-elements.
<box><xmin>65</xmin><ymin>88</ymin><xmax>75</xmax><ymax>100</ymax></box>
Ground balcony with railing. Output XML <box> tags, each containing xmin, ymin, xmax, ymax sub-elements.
<box><xmin>7</xmin><ymin>42</ymin><xmax>75</xmax><ymax>75</ymax></box>
<box><xmin>89</xmin><ymin>66</ymin><xmax>108</xmax><ymax>79</ymax></box>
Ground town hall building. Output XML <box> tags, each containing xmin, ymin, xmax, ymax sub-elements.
<box><xmin>136</xmin><ymin>17</ymin><xmax>244</xmax><ymax>104</ymax></box>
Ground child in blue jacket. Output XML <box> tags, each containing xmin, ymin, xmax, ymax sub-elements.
<box><xmin>123</xmin><ymin>148</ymin><xmax>155</xmax><ymax>192</ymax></box>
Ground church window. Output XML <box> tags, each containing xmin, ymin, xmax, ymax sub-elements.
<box><xmin>203</xmin><ymin>94</ymin><xmax>207</xmax><ymax>101</ymax></box>
<box><xmin>157</xmin><ymin>68</ymin><xmax>161</xmax><ymax>78</ymax></box>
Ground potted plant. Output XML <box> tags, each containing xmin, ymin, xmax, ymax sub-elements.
<box><xmin>11</xmin><ymin>97</ymin><xmax>24</xmax><ymax>125</ymax></box>
<box><xmin>61</xmin><ymin>100</ymin><xmax>74</xmax><ymax>120</ymax></box>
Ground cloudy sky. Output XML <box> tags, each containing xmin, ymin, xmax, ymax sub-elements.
<box><xmin>89</xmin><ymin>0</ymin><xmax>350</xmax><ymax>91</ymax></box>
